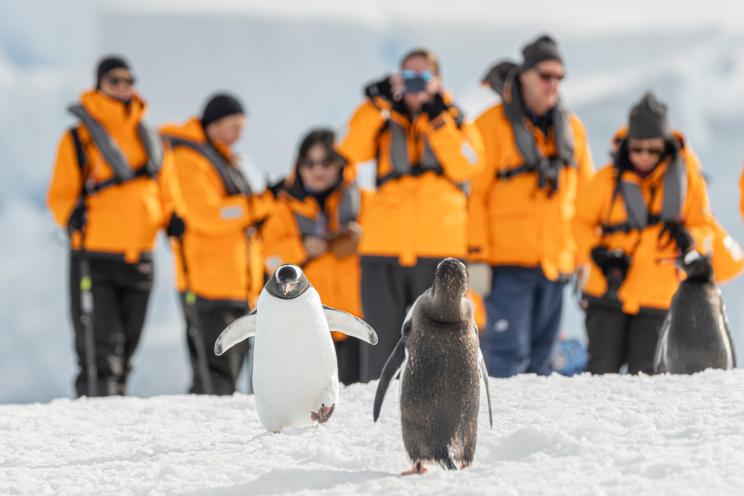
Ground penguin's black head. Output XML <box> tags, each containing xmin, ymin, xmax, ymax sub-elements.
<box><xmin>432</xmin><ymin>258</ymin><xmax>468</xmax><ymax>303</ymax></box>
<box><xmin>678</xmin><ymin>250</ymin><xmax>714</xmax><ymax>283</ymax></box>
<box><xmin>266</xmin><ymin>264</ymin><xmax>311</xmax><ymax>299</ymax></box>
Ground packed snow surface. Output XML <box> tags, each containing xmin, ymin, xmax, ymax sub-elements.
<box><xmin>3</xmin><ymin>371</ymin><xmax>744</xmax><ymax>495</ymax></box>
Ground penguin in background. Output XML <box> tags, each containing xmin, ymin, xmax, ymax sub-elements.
<box><xmin>654</xmin><ymin>250</ymin><xmax>736</xmax><ymax>374</ymax></box>
<box><xmin>373</xmin><ymin>258</ymin><xmax>493</xmax><ymax>475</ymax></box>
<box><xmin>215</xmin><ymin>264</ymin><xmax>378</xmax><ymax>432</ymax></box>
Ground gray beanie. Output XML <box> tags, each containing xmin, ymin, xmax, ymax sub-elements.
<box><xmin>521</xmin><ymin>35</ymin><xmax>563</xmax><ymax>70</ymax></box>
<box><xmin>628</xmin><ymin>92</ymin><xmax>671</xmax><ymax>140</ymax></box>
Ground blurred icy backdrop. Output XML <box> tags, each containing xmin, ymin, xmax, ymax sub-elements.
<box><xmin>3</xmin><ymin>0</ymin><xmax>744</xmax><ymax>403</ymax></box>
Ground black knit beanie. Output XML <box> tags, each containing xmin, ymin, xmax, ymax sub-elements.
<box><xmin>628</xmin><ymin>92</ymin><xmax>671</xmax><ymax>140</ymax></box>
<box><xmin>200</xmin><ymin>93</ymin><xmax>246</xmax><ymax>128</ymax></box>
<box><xmin>522</xmin><ymin>35</ymin><xmax>563</xmax><ymax>70</ymax></box>
<box><xmin>96</xmin><ymin>55</ymin><xmax>131</xmax><ymax>89</ymax></box>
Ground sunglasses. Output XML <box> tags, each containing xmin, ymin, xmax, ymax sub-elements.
<box><xmin>106</xmin><ymin>75</ymin><xmax>136</xmax><ymax>87</ymax></box>
<box><xmin>299</xmin><ymin>157</ymin><xmax>336</xmax><ymax>169</ymax></box>
<box><xmin>535</xmin><ymin>70</ymin><xmax>565</xmax><ymax>82</ymax></box>
<box><xmin>628</xmin><ymin>145</ymin><xmax>665</xmax><ymax>157</ymax></box>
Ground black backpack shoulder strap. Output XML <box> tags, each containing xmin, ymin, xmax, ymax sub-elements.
<box><xmin>69</xmin><ymin>126</ymin><xmax>87</xmax><ymax>172</ymax></box>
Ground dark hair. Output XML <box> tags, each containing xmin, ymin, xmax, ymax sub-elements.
<box><xmin>294</xmin><ymin>128</ymin><xmax>342</xmax><ymax>170</ymax></box>
<box><xmin>399</xmin><ymin>48</ymin><xmax>440</xmax><ymax>75</ymax></box>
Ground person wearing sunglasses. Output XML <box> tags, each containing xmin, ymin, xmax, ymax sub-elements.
<box><xmin>161</xmin><ymin>93</ymin><xmax>274</xmax><ymax>394</ymax></box>
<box><xmin>47</xmin><ymin>55</ymin><xmax>184</xmax><ymax>396</ymax></box>
<box><xmin>469</xmin><ymin>35</ymin><xmax>594</xmax><ymax>378</ymax></box>
<box><xmin>337</xmin><ymin>48</ymin><xmax>485</xmax><ymax>382</ymax></box>
<box><xmin>573</xmin><ymin>92</ymin><xmax>716</xmax><ymax>374</ymax></box>
<box><xmin>261</xmin><ymin>128</ymin><xmax>363</xmax><ymax>384</ymax></box>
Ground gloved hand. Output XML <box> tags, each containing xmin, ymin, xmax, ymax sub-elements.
<box><xmin>166</xmin><ymin>213</ymin><xmax>186</xmax><ymax>238</ymax></box>
<box><xmin>329</xmin><ymin>223</ymin><xmax>361</xmax><ymax>259</ymax></box>
<box><xmin>659</xmin><ymin>221</ymin><xmax>694</xmax><ymax>254</ymax></box>
<box><xmin>364</xmin><ymin>76</ymin><xmax>394</xmax><ymax>103</ymax></box>
<box><xmin>67</xmin><ymin>201</ymin><xmax>87</xmax><ymax>233</ymax></box>
<box><xmin>591</xmin><ymin>246</ymin><xmax>631</xmax><ymax>294</ymax></box>
<box><xmin>482</xmin><ymin>60</ymin><xmax>518</xmax><ymax>96</ymax></box>
<box><xmin>468</xmin><ymin>263</ymin><xmax>492</xmax><ymax>297</ymax></box>
<box><xmin>423</xmin><ymin>92</ymin><xmax>448</xmax><ymax>121</ymax></box>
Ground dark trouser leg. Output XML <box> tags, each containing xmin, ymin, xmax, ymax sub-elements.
<box><xmin>585</xmin><ymin>303</ymin><xmax>628</xmax><ymax>374</ymax></box>
<box><xmin>627</xmin><ymin>311</ymin><xmax>666</xmax><ymax>375</ymax></box>
<box><xmin>192</xmin><ymin>303</ymin><xmax>247</xmax><ymax>395</ymax></box>
<box><xmin>115</xmin><ymin>259</ymin><xmax>154</xmax><ymax>394</ymax></box>
<box><xmin>527</xmin><ymin>273</ymin><xmax>565</xmax><ymax>375</ymax></box>
<box><xmin>360</xmin><ymin>258</ymin><xmax>407</xmax><ymax>382</ymax></box>
<box><xmin>70</xmin><ymin>256</ymin><xmax>122</xmax><ymax>397</ymax></box>
<box><xmin>335</xmin><ymin>338</ymin><xmax>360</xmax><ymax>385</ymax></box>
<box><xmin>405</xmin><ymin>259</ymin><xmax>441</xmax><ymax>302</ymax></box>
<box><xmin>483</xmin><ymin>267</ymin><xmax>536</xmax><ymax>378</ymax></box>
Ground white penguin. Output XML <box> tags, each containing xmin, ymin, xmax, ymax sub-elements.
<box><xmin>215</xmin><ymin>264</ymin><xmax>378</xmax><ymax>432</ymax></box>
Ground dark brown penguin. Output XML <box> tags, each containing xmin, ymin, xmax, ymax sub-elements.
<box><xmin>373</xmin><ymin>258</ymin><xmax>493</xmax><ymax>475</ymax></box>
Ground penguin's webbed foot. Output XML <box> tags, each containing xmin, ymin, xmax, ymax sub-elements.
<box><xmin>401</xmin><ymin>462</ymin><xmax>427</xmax><ymax>476</ymax></box>
<box><xmin>310</xmin><ymin>403</ymin><xmax>335</xmax><ymax>423</ymax></box>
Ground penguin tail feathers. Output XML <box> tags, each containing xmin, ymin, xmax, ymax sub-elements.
<box><xmin>434</xmin><ymin>449</ymin><xmax>458</xmax><ymax>471</ymax></box>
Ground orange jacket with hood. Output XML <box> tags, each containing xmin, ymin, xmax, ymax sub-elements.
<box><xmin>48</xmin><ymin>90</ymin><xmax>181</xmax><ymax>263</ymax></box>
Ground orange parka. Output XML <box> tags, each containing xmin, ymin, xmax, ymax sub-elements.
<box><xmin>261</xmin><ymin>169</ymin><xmax>362</xmax><ymax>341</ymax></box>
<box><xmin>573</xmin><ymin>133</ymin><xmax>715</xmax><ymax>314</ymax></box>
<box><xmin>47</xmin><ymin>90</ymin><xmax>181</xmax><ymax>263</ymax></box>
<box><xmin>161</xmin><ymin>118</ymin><xmax>273</xmax><ymax>307</ymax></box>
<box><xmin>468</xmin><ymin>103</ymin><xmax>594</xmax><ymax>280</ymax></box>
<box><xmin>337</xmin><ymin>94</ymin><xmax>485</xmax><ymax>266</ymax></box>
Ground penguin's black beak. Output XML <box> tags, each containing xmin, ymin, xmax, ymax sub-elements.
<box><xmin>280</xmin><ymin>280</ymin><xmax>298</xmax><ymax>296</ymax></box>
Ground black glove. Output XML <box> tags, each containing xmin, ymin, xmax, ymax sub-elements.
<box><xmin>482</xmin><ymin>60</ymin><xmax>518</xmax><ymax>96</ymax></box>
<box><xmin>166</xmin><ymin>213</ymin><xmax>186</xmax><ymax>238</ymax></box>
<box><xmin>67</xmin><ymin>201</ymin><xmax>87</xmax><ymax>233</ymax></box>
<box><xmin>659</xmin><ymin>221</ymin><xmax>694</xmax><ymax>254</ymax></box>
<box><xmin>423</xmin><ymin>93</ymin><xmax>448</xmax><ymax>120</ymax></box>
<box><xmin>591</xmin><ymin>246</ymin><xmax>631</xmax><ymax>295</ymax></box>
<box><xmin>364</xmin><ymin>76</ymin><xmax>394</xmax><ymax>103</ymax></box>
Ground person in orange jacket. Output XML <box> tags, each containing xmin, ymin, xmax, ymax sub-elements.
<box><xmin>262</xmin><ymin>128</ymin><xmax>362</xmax><ymax>384</ymax></box>
<box><xmin>47</xmin><ymin>56</ymin><xmax>183</xmax><ymax>397</ymax></box>
<box><xmin>337</xmin><ymin>48</ymin><xmax>486</xmax><ymax>382</ymax></box>
<box><xmin>161</xmin><ymin>93</ymin><xmax>274</xmax><ymax>395</ymax></box>
<box><xmin>469</xmin><ymin>35</ymin><xmax>594</xmax><ymax>378</ymax></box>
<box><xmin>573</xmin><ymin>92</ymin><xmax>715</xmax><ymax>374</ymax></box>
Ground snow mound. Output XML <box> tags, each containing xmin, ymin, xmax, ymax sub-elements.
<box><xmin>3</xmin><ymin>371</ymin><xmax>744</xmax><ymax>495</ymax></box>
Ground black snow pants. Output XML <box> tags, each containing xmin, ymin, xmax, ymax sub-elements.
<box><xmin>183</xmin><ymin>297</ymin><xmax>249</xmax><ymax>395</ymax></box>
<box><xmin>69</xmin><ymin>252</ymin><xmax>153</xmax><ymax>397</ymax></box>
<box><xmin>585</xmin><ymin>302</ymin><xmax>667</xmax><ymax>375</ymax></box>
<box><xmin>359</xmin><ymin>256</ymin><xmax>443</xmax><ymax>382</ymax></box>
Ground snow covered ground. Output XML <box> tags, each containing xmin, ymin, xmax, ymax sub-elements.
<box><xmin>3</xmin><ymin>371</ymin><xmax>744</xmax><ymax>495</ymax></box>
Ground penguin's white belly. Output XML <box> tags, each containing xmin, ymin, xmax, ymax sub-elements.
<box><xmin>252</xmin><ymin>291</ymin><xmax>339</xmax><ymax>431</ymax></box>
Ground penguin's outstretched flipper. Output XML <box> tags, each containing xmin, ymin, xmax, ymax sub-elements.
<box><xmin>214</xmin><ymin>309</ymin><xmax>257</xmax><ymax>356</ymax></box>
<box><xmin>653</xmin><ymin>313</ymin><xmax>672</xmax><ymax>374</ymax></box>
<box><xmin>322</xmin><ymin>305</ymin><xmax>378</xmax><ymax>345</ymax></box>
<box><xmin>373</xmin><ymin>335</ymin><xmax>406</xmax><ymax>422</ymax></box>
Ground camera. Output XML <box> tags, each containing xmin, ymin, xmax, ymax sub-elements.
<box><xmin>402</xmin><ymin>70</ymin><xmax>432</xmax><ymax>94</ymax></box>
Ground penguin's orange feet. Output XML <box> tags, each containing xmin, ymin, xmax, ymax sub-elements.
<box><xmin>310</xmin><ymin>403</ymin><xmax>335</xmax><ymax>423</ymax></box>
<box><xmin>401</xmin><ymin>462</ymin><xmax>427</xmax><ymax>476</ymax></box>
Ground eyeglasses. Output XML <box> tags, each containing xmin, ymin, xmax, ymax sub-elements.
<box><xmin>299</xmin><ymin>157</ymin><xmax>336</xmax><ymax>169</ymax></box>
<box><xmin>401</xmin><ymin>70</ymin><xmax>433</xmax><ymax>82</ymax></box>
<box><xmin>106</xmin><ymin>75</ymin><xmax>136</xmax><ymax>87</ymax></box>
<box><xmin>628</xmin><ymin>146</ymin><xmax>665</xmax><ymax>157</ymax></box>
<box><xmin>535</xmin><ymin>70</ymin><xmax>565</xmax><ymax>82</ymax></box>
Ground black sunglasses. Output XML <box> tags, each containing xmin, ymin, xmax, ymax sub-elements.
<box><xmin>106</xmin><ymin>75</ymin><xmax>136</xmax><ymax>87</ymax></box>
<box><xmin>299</xmin><ymin>157</ymin><xmax>336</xmax><ymax>169</ymax></box>
<box><xmin>536</xmin><ymin>70</ymin><xmax>565</xmax><ymax>82</ymax></box>
<box><xmin>628</xmin><ymin>145</ymin><xmax>665</xmax><ymax>157</ymax></box>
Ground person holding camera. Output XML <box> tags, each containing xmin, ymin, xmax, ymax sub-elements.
<box><xmin>161</xmin><ymin>93</ymin><xmax>273</xmax><ymax>394</ymax></box>
<box><xmin>469</xmin><ymin>35</ymin><xmax>594</xmax><ymax>378</ymax></box>
<box><xmin>262</xmin><ymin>128</ymin><xmax>363</xmax><ymax>384</ymax></box>
<box><xmin>573</xmin><ymin>92</ymin><xmax>714</xmax><ymax>374</ymax></box>
<box><xmin>337</xmin><ymin>48</ymin><xmax>485</xmax><ymax>382</ymax></box>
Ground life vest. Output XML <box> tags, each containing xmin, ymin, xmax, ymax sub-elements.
<box><xmin>68</xmin><ymin>104</ymin><xmax>163</xmax><ymax>194</ymax></box>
